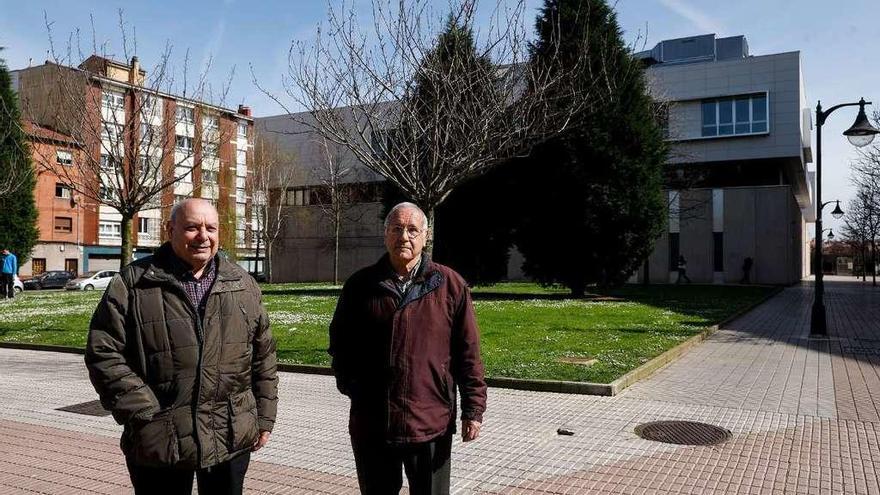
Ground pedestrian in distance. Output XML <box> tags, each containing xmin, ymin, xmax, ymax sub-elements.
<box><xmin>85</xmin><ymin>198</ymin><xmax>278</xmax><ymax>495</ymax></box>
<box><xmin>741</xmin><ymin>256</ymin><xmax>753</xmax><ymax>284</ymax></box>
<box><xmin>676</xmin><ymin>254</ymin><xmax>691</xmax><ymax>284</ymax></box>
<box><xmin>1</xmin><ymin>248</ymin><xmax>17</xmax><ymax>299</ymax></box>
<box><xmin>329</xmin><ymin>202</ymin><xmax>487</xmax><ymax>495</ymax></box>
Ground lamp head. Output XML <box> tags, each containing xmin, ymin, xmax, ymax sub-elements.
<box><xmin>844</xmin><ymin>98</ymin><xmax>879</xmax><ymax>147</ymax></box>
<box><xmin>831</xmin><ymin>201</ymin><xmax>845</xmax><ymax>220</ymax></box>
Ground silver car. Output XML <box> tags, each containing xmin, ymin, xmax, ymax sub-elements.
<box><xmin>65</xmin><ymin>270</ymin><xmax>118</xmax><ymax>291</ymax></box>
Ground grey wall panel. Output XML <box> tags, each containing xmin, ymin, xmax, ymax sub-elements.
<box><xmin>679</xmin><ymin>189</ymin><xmax>713</xmax><ymax>282</ymax></box>
<box><xmin>723</xmin><ymin>188</ymin><xmax>758</xmax><ymax>283</ymax></box>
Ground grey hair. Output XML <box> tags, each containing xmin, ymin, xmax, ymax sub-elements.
<box><xmin>169</xmin><ymin>198</ymin><xmax>216</xmax><ymax>224</ymax></box>
<box><xmin>384</xmin><ymin>202</ymin><xmax>429</xmax><ymax>231</ymax></box>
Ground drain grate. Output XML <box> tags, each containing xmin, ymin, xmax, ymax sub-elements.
<box><xmin>56</xmin><ymin>400</ymin><xmax>112</xmax><ymax>417</ymax></box>
<box><xmin>634</xmin><ymin>420</ymin><xmax>731</xmax><ymax>446</ymax></box>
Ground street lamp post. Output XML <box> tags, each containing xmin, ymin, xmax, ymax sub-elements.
<box><xmin>811</xmin><ymin>98</ymin><xmax>879</xmax><ymax>336</ymax></box>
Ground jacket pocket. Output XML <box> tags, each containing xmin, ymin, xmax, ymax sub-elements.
<box><xmin>129</xmin><ymin>409</ymin><xmax>179</xmax><ymax>466</ymax></box>
<box><xmin>227</xmin><ymin>390</ymin><xmax>259</xmax><ymax>453</ymax></box>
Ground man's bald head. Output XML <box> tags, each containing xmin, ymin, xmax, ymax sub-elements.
<box><xmin>166</xmin><ymin>198</ymin><xmax>220</xmax><ymax>272</ymax></box>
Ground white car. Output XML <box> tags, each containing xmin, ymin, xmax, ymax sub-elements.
<box><xmin>65</xmin><ymin>270</ymin><xmax>118</xmax><ymax>291</ymax></box>
<box><xmin>13</xmin><ymin>274</ymin><xmax>23</xmax><ymax>293</ymax></box>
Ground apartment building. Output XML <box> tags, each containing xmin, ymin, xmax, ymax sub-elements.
<box><xmin>260</xmin><ymin>33</ymin><xmax>814</xmax><ymax>285</ymax></box>
<box><xmin>13</xmin><ymin>56</ymin><xmax>260</xmax><ymax>275</ymax></box>
<box><xmin>22</xmin><ymin>122</ymin><xmax>95</xmax><ymax>275</ymax></box>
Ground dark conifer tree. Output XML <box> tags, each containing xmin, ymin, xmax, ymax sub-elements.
<box><xmin>512</xmin><ymin>0</ymin><xmax>667</xmax><ymax>295</ymax></box>
<box><xmin>0</xmin><ymin>50</ymin><xmax>38</xmax><ymax>264</ymax></box>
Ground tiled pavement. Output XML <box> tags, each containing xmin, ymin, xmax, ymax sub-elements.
<box><xmin>1</xmin><ymin>277</ymin><xmax>880</xmax><ymax>494</ymax></box>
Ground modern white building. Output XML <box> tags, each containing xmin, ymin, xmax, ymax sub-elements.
<box><xmin>260</xmin><ymin>33</ymin><xmax>814</xmax><ymax>285</ymax></box>
<box><xmin>633</xmin><ymin>34</ymin><xmax>813</xmax><ymax>284</ymax></box>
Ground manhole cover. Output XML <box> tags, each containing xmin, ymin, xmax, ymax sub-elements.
<box><xmin>56</xmin><ymin>400</ymin><xmax>111</xmax><ymax>417</ymax></box>
<box><xmin>634</xmin><ymin>420</ymin><xmax>731</xmax><ymax>446</ymax></box>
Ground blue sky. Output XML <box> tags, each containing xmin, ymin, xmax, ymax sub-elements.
<box><xmin>1</xmin><ymin>0</ymin><xmax>878</xmax><ymax>234</ymax></box>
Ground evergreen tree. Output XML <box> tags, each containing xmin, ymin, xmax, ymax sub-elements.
<box><xmin>381</xmin><ymin>16</ymin><xmax>514</xmax><ymax>284</ymax></box>
<box><xmin>512</xmin><ymin>0</ymin><xmax>667</xmax><ymax>296</ymax></box>
<box><xmin>0</xmin><ymin>50</ymin><xmax>38</xmax><ymax>265</ymax></box>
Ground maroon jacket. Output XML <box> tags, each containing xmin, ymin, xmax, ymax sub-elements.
<box><xmin>329</xmin><ymin>255</ymin><xmax>486</xmax><ymax>444</ymax></box>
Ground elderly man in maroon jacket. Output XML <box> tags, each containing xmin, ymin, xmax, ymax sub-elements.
<box><xmin>329</xmin><ymin>201</ymin><xmax>487</xmax><ymax>495</ymax></box>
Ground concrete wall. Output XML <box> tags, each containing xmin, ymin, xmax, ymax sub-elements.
<box><xmin>20</xmin><ymin>243</ymin><xmax>83</xmax><ymax>277</ymax></box>
<box><xmin>270</xmin><ymin>202</ymin><xmax>386</xmax><ymax>282</ymax></box>
<box><xmin>650</xmin><ymin>51</ymin><xmax>808</xmax><ymax>166</ymax></box>
<box><xmin>637</xmin><ymin>185</ymin><xmax>802</xmax><ymax>285</ymax></box>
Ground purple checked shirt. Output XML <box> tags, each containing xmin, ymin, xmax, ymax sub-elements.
<box><xmin>178</xmin><ymin>258</ymin><xmax>217</xmax><ymax>314</ymax></box>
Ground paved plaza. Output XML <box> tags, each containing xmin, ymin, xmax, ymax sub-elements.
<box><xmin>1</xmin><ymin>278</ymin><xmax>879</xmax><ymax>494</ymax></box>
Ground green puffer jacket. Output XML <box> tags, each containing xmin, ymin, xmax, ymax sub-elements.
<box><xmin>85</xmin><ymin>243</ymin><xmax>278</xmax><ymax>469</ymax></box>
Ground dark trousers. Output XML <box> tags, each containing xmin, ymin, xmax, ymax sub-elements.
<box><xmin>1</xmin><ymin>273</ymin><xmax>13</xmax><ymax>298</ymax></box>
<box><xmin>351</xmin><ymin>432</ymin><xmax>452</xmax><ymax>495</ymax></box>
<box><xmin>126</xmin><ymin>452</ymin><xmax>250</xmax><ymax>495</ymax></box>
<box><xmin>675</xmin><ymin>269</ymin><xmax>691</xmax><ymax>284</ymax></box>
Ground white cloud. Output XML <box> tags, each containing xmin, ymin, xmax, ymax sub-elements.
<box><xmin>657</xmin><ymin>0</ymin><xmax>725</xmax><ymax>36</ymax></box>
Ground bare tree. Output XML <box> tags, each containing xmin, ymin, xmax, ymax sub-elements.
<box><xmin>841</xmin><ymin>198</ymin><xmax>870</xmax><ymax>281</ymax></box>
<box><xmin>314</xmin><ymin>138</ymin><xmax>369</xmax><ymax>285</ymax></box>
<box><xmin>256</xmin><ymin>0</ymin><xmax>622</xmax><ymax>254</ymax></box>
<box><xmin>20</xmin><ymin>10</ymin><xmax>235</xmax><ymax>266</ymax></box>
<box><xmin>251</xmin><ymin>132</ymin><xmax>297</xmax><ymax>283</ymax></box>
<box><xmin>848</xmin><ymin>147</ymin><xmax>880</xmax><ymax>285</ymax></box>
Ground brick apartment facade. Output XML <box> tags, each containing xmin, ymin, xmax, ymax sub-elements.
<box><xmin>12</xmin><ymin>56</ymin><xmax>260</xmax><ymax>276</ymax></box>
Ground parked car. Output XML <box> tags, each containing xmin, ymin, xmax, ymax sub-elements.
<box><xmin>13</xmin><ymin>275</ymin><xmax>23</xmax><ymax>293</ymax></box>
<box><xmin>23</xmin><ymin>270</ymin><xmax>76</xmax><ymax>290</ymax></box>
<box><xmin>65</xmin><ymin>270</ymin><xmax>118</xmax><ymax>291</ymax></box>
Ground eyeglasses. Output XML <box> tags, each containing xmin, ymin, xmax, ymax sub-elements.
<box><xmin>386</xmin><ymin>225</ymin><xmax>424</xmax><ymax>239</ymax></box>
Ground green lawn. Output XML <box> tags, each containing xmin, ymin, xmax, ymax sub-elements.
<box><xmin>0</xmin><ymin>283</ymin><xmax>775</xmax><ymax>383</ymax></box>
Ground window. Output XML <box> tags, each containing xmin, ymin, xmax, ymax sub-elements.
<box><xmin>235</xmin><ymin>176</ymin><xmax>246</xmax><ymax>190</ymax></box>
<box><xmin>236</xmin><ymin>188</ymin><xmax>246</xmax><ymax>203</ymax></box>
<box><xmin>100</xmin><ymin>154</ymin><xmax>117</xmax><ymax>171</ymax></box>
<box><xmin>203</xmin><ymin>142</ymin><xmax>218</xmax><ymax>158</ymax></box>
<box><xmin>99</xmin><ymin>221</ymin><xmax>122</xmax><ymax>238</ymax></box>
<box><xmin>176</xmin><ymin>106</ymin><xmax>194</xmax><ymax>124</ymax></box>
<box><xmin>54</xmin><ymin>216</ymin><xmax>73</xmax><ymax>233</ymax></box>
<box><xmin>713</xmin><ymin>232</ymin><xmax>724</xmax><ymax>272</ymax></box>
<box><xmin>55</xmin><ymin>183</ymin><xmax>72</xmax><ymax>199</ymax></box>
<box><xmin>174</xmin><ymin>194</ymin><xmax>189</xmax><ymax>205</ymax></box>
<box><xmin>237</xmin><ymin>122</ymin><xmax>248</xmax><ymax>137</ymax></box>
<box><xmin>176</xmin><ymin>135</ymin><xmax>193</xmax><ymax>152</ymax></box>
<box><xmin>142</xmin><ymin>94</ymin><xmax>157</xmax><ymax>113</ymax></box>
<box><xmin>285</xmin><ymin>188</ymin><xmax>310</xmax><ymax>206</ymax></box>
<box><xmin>203</xmin><ymin>115</ymin><xmax>219</xmax><ymax>130</ymax></box>
<box><xmin>32</xmin><ymin>258</ymin><xmax>46</xmax><ymax>275</ymax></box>
<box><xmin>701</xmin><ymin>93</ymin><xmax>768</xmax><ymax>137</ymax></box>
<box><xmin>236</xmin><ymin>148</ymin><xmax>247</xmax><ymax>166</ymax></box>
<box><xmin>138</xmin><ymin>217</ymin><xmax>152</xmax><ymax>237</ymax></box>
<box><xmin>202</xmin><ymin>169</ymin><xmax>219</xmax><ymax>184</ymax></box>
<box><xmin>102</xmin><ymin>90</ymin><xmax>124</xmax><ymax>109</ymax></box>
<box><xmin>99</xmin><ymin>186</ymin><xmax>117</xmax><ymax>202</ymax></box>
<box><xmin>102</xmin><ymin>123</ymin><xmax>123</xmax><ymax>142</ymax></box>
<box><xmin>56</xmin><ymin>150</ymin><xmax>73</xmax><ymax>166</ymax></box>
<box><xmin>140</xmin><ymin>123</ymin><xmax>157</xmax><ymax>143</ymax></box>
<box><xmin>138</xmin><ymin>155</ymin><xmax>160</xmax><ymax>180</ymax></box>
<box><xmin>668</xmin><ymin>233</ymin><xmax>680</xmax><ymax>271</ymax></box>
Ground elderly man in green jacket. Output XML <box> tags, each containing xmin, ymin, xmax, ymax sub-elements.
<box><xmin>85</xmin><ymin>198</ymin><xmax>278</xmax><ymax>495</ymax></box>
